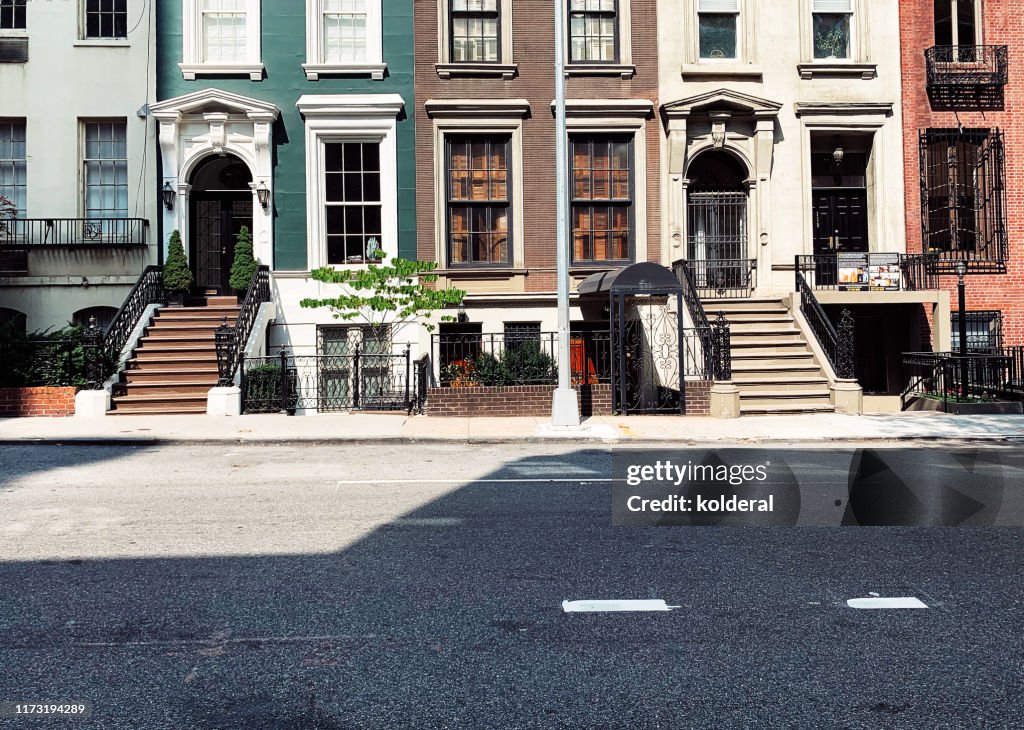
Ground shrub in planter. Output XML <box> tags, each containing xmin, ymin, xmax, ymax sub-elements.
<box><xmin>242</xmin><ymin>363</ymin><xmax>298</xmax><ymax>413</ymax></box>
<box><xmin>472</xmin><ymin>352</ymin><xmax>506</xmax><ymax>386</ymax></box>
<box><xmin>499</xmin><ymin>342</ymin><xmax>556</xmax><ymax>384</ymax></box>
<box><xmin>228</xmin><ymin>225</ymin><xmax>257</xmax><ymax>293</ymax></box>
<box><xmin>163</xmin><ymin>230</ymin><xmax>193</xmax><ymax>304</ymax></box>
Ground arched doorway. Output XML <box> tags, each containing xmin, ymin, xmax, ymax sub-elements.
<box><xmin>686</xmin><ymin>151</ymin><xmax>750</xmax><ymax>292</ymax></box>
<box><xmin>189</xmin><ymin>155</ymin><xmax>253</xmax><ymax>293</ymax></box>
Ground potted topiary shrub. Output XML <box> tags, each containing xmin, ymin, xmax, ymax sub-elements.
<box><xmin>228</xmin><ymin>225</ymin><xmax>257</xmax><ymax>295</ymax></box>
<box><xmin>163</xmin><ymin>229</ymin><xmax>193</xmax><ymax>306</ymax></box>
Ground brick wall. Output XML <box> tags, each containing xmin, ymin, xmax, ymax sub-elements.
<box><xmin>414</xmin><ymin>1</ymin><xmax>661</xmax><ymax>291</ymax></box>
<box><xmin>425</xmin><ymin>381</ymin><xmax>712</xmax><ymax>417</ymax></box>
<box><xmin>0</xmin><ymin>387</ymin><xmax>77</xmax><ymax>417</ymax></box>
<box><xmin>900</xmin><ymin>1</ymin><xmax>1024</xmax><ymax>345</ymax></box>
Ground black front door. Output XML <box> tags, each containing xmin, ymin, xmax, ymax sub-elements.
<box><xmin>812</xmin><ymin>190</ymin><xmax>869</xmax><ymax>255</ymax></box>
<box><xmin>191</xmin><ymin>195</ymin><xmax>253</xmax><ymax>293</ymax></box>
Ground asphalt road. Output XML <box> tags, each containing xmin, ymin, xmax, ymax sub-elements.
<box><xmin>0</xmin><ymin>443</ymin><xmax>1022</xmax><ymax>729</ymax></box>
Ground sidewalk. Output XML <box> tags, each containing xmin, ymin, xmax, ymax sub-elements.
<box><xmin>1</xmin><ymin>411</ymin><xmax>1023</xmax><ymax>445</ymax></box>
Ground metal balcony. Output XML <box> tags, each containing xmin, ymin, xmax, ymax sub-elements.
<box><xmin>0</xmin><ymin>218</ymin><xmax>148</xmax><ymax>247</ymax></box>
<box><xmin>925</xmin><ymin>45</ymin><xmax>1008</xmax><ymax>109</ymax></box>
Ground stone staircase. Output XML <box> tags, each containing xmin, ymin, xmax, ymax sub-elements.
<box><xmin>110</xmin><ymin>297</ymin><xmax>239</xmax><ymax>415</ymax></box>
<box><xmin>703</xmin><ymin>297</ymin><xmax>835</xmax><ymax>415</ymax></box>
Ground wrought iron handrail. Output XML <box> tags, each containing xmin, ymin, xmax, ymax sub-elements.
<box><xmin>216</xmin><ymin>265</ymin><xmax>271</xmax><ymax>386</ymax></box>
<box><xmin>0</xmin><ymin>217</ymin><xmax>148</xmax><ymax>247</ymax></box>
<box><xmin>674</xmin><ymin>260</ymin><xmax>731</xmax><ymax>379</ymax></box>
<box><xmin>925</xmin><ymin>45</ymin><xmax>1009</xmax><ymax>87</ymax></box>
<box><xmin>82</xmin><ymin>265</ymin><xmax>165</xmax><ymax>387</ymax></box>
<box><xmin>796</xmin><ymin>270</ymin><xmax>854</xmax><ymax>380</ymax></box>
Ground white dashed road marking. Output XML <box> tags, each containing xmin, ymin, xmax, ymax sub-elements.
<box><xmin>562</xmin><ymin>599</ymin><xmax>679</xmax><ymax>613</ymax></box>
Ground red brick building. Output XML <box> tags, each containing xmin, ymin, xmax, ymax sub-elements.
<box><xmin>900</xmin><ymin>0</ymin><xmax>1023</xmax><ymax>348</ymax></box>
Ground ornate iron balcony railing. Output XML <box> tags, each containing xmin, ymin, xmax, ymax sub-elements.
<box><xmin>925</xmin><ymin>45</ymin><xmax>1008</xmax><ymax>88</ymax></box>
<box><xmin>0</xmin><ymin>218</ymin><xmax>148</xmax><ymax>247</ymax></box>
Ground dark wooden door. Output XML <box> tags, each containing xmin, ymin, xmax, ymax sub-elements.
<box><xmin>812</xmin><ymin>190</ymin><xmax>868</xmax><ymax>255</ymax></box>
<box><xmin>191</xmin><ymin>195</ymin><xmax>252</xmax><ymax>292</ymax></box>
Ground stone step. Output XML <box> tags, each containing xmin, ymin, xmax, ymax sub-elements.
<box><xmin>160</xmin><ymin>306</ymin><xmax>241</xmax><ymax>316</ymax></box>
<box><xmin>733</xmin><ymin>376</ymin><xmax>830</xmax><ymax>392</ymax></box>
<box><xmin>156</xmin><ymin>312</ymin><xmax>239</xmax><ymax>322</ymax></box>
<box><xmin>731</xmin><ymin>362</ymin><xmax>824</xmax><ymax>375</ymax></box>
<box><xmin>740</xmin><ymin>403</ymin><xmax>836</xmax><ymax>415</ymax></box>
<box><xmin>109</xmin><ymin>404</ymin><xmax>209</xmax><ymax>415</ymax></box>
<box><xmin>119</xmin><ymin>381</ymin><xmax>216</xmax><ymax>396</ymax></box>
<box><xmin>140</xmin><ymin>333</ymin><xmax>218</xmax><ymax>344</ymax></box>
<box><xmin>731</xmin><ymin>349</ymin><xmax>816</xmax><ymax>360</ymax></box>
<box><xmin>739</xmin><ymin>390</ymin><xmax>832</xmax><ymax>406</ymax></box>
<box><xmin>122</xmin><ymin>368</ymin><xmax>219</xmax><ymax>383</ymax></box>
<box><xmin>111</xmin><ymin>394</ymin><xmax>209</xmax><ymax>414</ymax></box>
<box><xmin>135</xmin><ymin>342</ymin><xmax>216</xmax><ymax>353</ymax></box>
<box><xmin>731</xmin><ymin>335</ymin><xmax>805</xmax><ymax>346</ymax></box>
<box><xmin>728</xmin><ymin>319</ymin><xmax>797</xmax><ymax>333</ymax></box>
<box><xmin>718</xmin><ymin>314</ymin><xmax>795</xmax><ymax>324</ymax></box>
<box><xmin>127</xmin><ymin>355</ymin><xmax>217</xmax><ymax>368</ymax></box>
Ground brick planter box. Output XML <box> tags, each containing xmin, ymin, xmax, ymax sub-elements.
<box><xmin>0</xmin><ymin>387</ymin><xmax>78</xmax><ymax>417</ymax></box>
<box><xmin>426</xmin><ymin>381</ymin><xmax>712</xmax><ymax>417</ymax></box>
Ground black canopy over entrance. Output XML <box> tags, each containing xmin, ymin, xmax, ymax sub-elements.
<box><xmin>579</xmin><ymin>263</ymin><xmax>686</xmax><ymax>415</ymax></box>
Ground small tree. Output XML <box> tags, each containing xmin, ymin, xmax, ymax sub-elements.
<box><xmin>299</xmin><ymin>253</ymin><xmax>465</xmax><ymax>348</ymax></box>
<box><xmin>228</xmin><ymin>225</ymin><xmax>257</xmax><ymax>292</ymax></box>
<box><xmin>163</xmin><ymin>229</ymin><xmax>193</xmax><ymax>295</ymax></box>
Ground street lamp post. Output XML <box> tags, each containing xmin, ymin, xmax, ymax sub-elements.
<box><xmin>550</xmin><ymin>0</ymin><xmax>580</xmax><ymax>427</ymax></box>
<box><xmin>956</xmin><ymin>260</ymin><xmax>968</xmax><ymax>401</ymax></box>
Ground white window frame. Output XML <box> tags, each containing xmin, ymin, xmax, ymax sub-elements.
<box><xmin>303</xmin><ymin>0</ymin><xmax>385</xmax><ymax>80</ymax></box>
<box><xmin>0</xmin><ymin>0</ymin><xmax>26</xmax><ymax>34</ymax></box>
<box><xmin>696</xmin><ymin>0</ymin><xmax>741</xmax><ymax>62</ymax></box>
<box><xmin>680</xmin><ymin>0</ymin><xmax>759</xmax><ymax>76</ymax></box>
<box><xmin>180</xmin><ymin>0</ymin><xmax>264</xmax><ymax>81</ymax></box>
<box><xmin>936</xmin><ymin>0</ymin><xmax>984</xmax><ymax>47</ymax></box>
<box><xmin>0</xmin><ymin>119</ymin><xmax>26</xmax><ymax>218</ymax></box>
<box><xmin>436</xmin><ymin>0</ymin><xmax>516</xmax><ymax>79</ymax></box>
<box><xmin>81</xmin><ymin>119</ymin><xmax>128</xmax><ymax>221</ymax></box>
<box><xmin>798</xmin><ymin>0</ymin><xmax>875</xmax><ymax>75</ymax></box>
<box><xmin>79</xmin><ymin>0</ymin><xmax>129</xmax><ymax>42</ymax></box>
<box><xmin>297</xmin><ymin>94</ymin><xmax>404</xmax><ymax>271</ymax></box>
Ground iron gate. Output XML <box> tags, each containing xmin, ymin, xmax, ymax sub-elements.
<box><xmin>687</xmin><ymin>191</ymin><xmax>753</xmax><ymax>293</ymax></box>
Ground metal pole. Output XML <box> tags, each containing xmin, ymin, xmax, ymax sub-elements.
<box><xmin>957</xmin><ymin>267</ymin><xmax>968</xmax><ymax>401</ymax></box>
<box><xmin>550</xmin><ymin>0</ymin><xmax>580</xmax><ymax>426</ymax></box>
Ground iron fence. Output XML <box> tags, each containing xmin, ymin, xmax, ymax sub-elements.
<box><xmin>242</xmin><ymin>347</ymin><xmax>419</xmax><ymax>414</ymax></box>
<box><xmin>0</xmin><ymin>217</ymin><xmax>148</xmax><ymax>247</ymax></box>
<box><xmin>901</xmin><ymin>349</ymin><xmax>1022</xmax><ymax>411</ymax></box>
<box><xmin>794</xmin><ymin>253</ymin><xmax>939</xmax><ymax>291</ymax></box>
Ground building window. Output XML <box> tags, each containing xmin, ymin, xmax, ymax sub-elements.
<box><xmin>569</xmin><ymin>0</ymin><xmax>618</xmax><ymax>63</ymax></box>
<box><xmin>0</xmin><ymin>120</ymin><xmax>26</xmax><ymax>217</ymax></box>
<box><xmin>951</xmin><ymin>311</ymin><xmax>1002</xmax><ymax>353</ymax></box>
<box><xmin>0</xmin><ymin>0</ymin><xmax>25</xmax><ymax>30</ymax></box>
<box><xmin>698</xmin><ymin>0</ymin><xmax>739</xmax><ymax>59</ymax></box>
<box><xmin>181</xmin><ymin>0</ymin><xmax>262</xmax><ymax>78</ymax></box>
<box><xmin>83</xmin><ymin>121</ymin><xmax>128</xmax><ymax>221</ymax></box>
<box><xmin>503</xmin><ymin>321</ymin><xmax>542</xmax><ymax>354</ymax></box>
<box><xmin>935</xmin><ymin>0</ymin><xmax>978</xmax><ymax>47</ymax></box>
<box><xmin>571</xmin><ymin>136</ymin><xmax>632</xmax><ymax>264</ymax></box>
<box><xmin>812</xmin><ymin>0</ymin><xmax>852</xmax><ymax>59</ymax></box>
<box><xmin>322</xmin><ymin>0</ymin><xmax>369</xmax><ymax>62</ymax></box>
<box><xmin>446</xmin><ymin>136</ymin><xmax>511</xmax><ymax>266</ymax></box>
<box><xmin>304</xmin><ymin>1</ymin><xmax>383</xmax><ymax>79</ymax></box>
<box><xmin>919</xmin><ymin>128</ymin><xmax>1007</xmax><ymax>265</ymax></box>
<box><xmin>451</xmin><ymin>0</ymin><xmax>500</xmax><ymax>63</ymax></box>
<box><xmin>84</xmin><ymin>0</ymin><xmax>128</xmax><ymax>40</ymax></box>
<box><xmin>324</xmin><ymin>141</ymin><xmax>382</xmax><ymax>265</ymax></box>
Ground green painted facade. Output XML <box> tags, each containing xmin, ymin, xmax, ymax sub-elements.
<box><xmin>156</xmin><ymin>0</ymin><xmax>416</xmax><ymax>270</ymax></box>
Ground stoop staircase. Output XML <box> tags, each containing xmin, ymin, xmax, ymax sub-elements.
<box><xmin>110</xmin><ymin>296</ymin><xmax>240</xmax><ymax>415</ymax></box>
<box><xmin>703</xmin><ymin>297</ymin><xmax>835</xmax><ymax>415</ymax></box>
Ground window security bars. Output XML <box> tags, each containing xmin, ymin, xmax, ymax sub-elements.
<box><xmin>85</xmin><ymin>0</ymin><xmax>128</xmax><ymax>40</ymax></box>
<box><xmin>919</xmin><ymin>128</ymin><xmax>1007</xmax><ymax>273</ymax></box>
<box><xmin>324</xmin><ymin>141</ymin><xmax>382</xmax><ymax>264</ymax></box>
<box><xmin>0</xmin><ymin>0</ymin><xmax>25</xmax><ymax>30</ymax></box>
<box><xmin>571</xmin><ymin>136</ymin><xmax>632</xmax><ymax>264</ymax></box>
<box><xmin>447</xmin><ymin>136</ymin><xmax>510</xmax><ymax>266</ymax></box>
<box><xmin>568</xmin><ymin>0</ymin><xmax>617</xmax><ymax>63</ymax></box>
<box><xmin>951</xmin><ymin>311</ymin><xmax>1003</xmax><ymax>353</ymax></box>
<box><xmin>322</xmin><ymin>0</ymin><xmax>368</xmax><ymax>63</ymax></box>
<box><xmin>451</xmin><ymin>0</ymin><xmax>500</xmax><ymax>63</ymax></box>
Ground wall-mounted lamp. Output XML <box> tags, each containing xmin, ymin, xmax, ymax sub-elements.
<box><xmin>457</xmin><ymin>306</ymin><xmax>468</xmax><ymax>323</ymax></box>
<box><xmin>162</xmin><ymin>181</ymin><xmax>176</xmax><ymax>210</ymax></box>
<box><xmin>256</xmin><ymin>181</ymin><xmax>270</xmax><ymax>209</ymax></box>
<box><xmin>832</xmin><ymin>145</ymin><xmax>844</xmax><ymax>165</ymax></box>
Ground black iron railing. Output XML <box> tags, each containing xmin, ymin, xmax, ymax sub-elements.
<box><xmin>242</xmin><ymin>347</ymin><xmax>419</xmax><ymax>414</ymax></box>
<box><xmin>414</xmin><ymin>354</ymin><xmax>431</xmax><ymax>414</ymax></box>
<box><xmin>81</xmin><ymin>265</ymin><xmax>164</xmax><ymax>387</ymax></box>
<box><xmin>925</xmin><ymin>45</ymin><xmax>1008</xmax><ymax>89</ymax></box>
<box><xmin>901</xmin><ymin>349</ymin><xmax>1023</xmax><ymax>411</ymax></box>
<box><xmin>0</xmin><ymin>218</ymin><xmax>148</xmax><ymax>247</ymax></box>
<box><xmin>677</xmin><ymin>258</ymin><xmax>756</xmax><ymax>298</ymax></box>
<box><xmin>796</xmin><ymin>270</ymin><xmax>854</xmax><ymax>379</ymax></box>
<box><xmin>794</xmin><ymin>253</ymin><xmax>939</xmax><ymax>291</ymax></box>
<box><xmin>432</xmin><ymin>331</ymin><xmax>612</xmax><ymax>386</ymax></box>
<box><xmin>673</xmin><ymin>260</ymin><xmax>732</xmax><ymax>380</ymax></box>
<box><xmin>215</xmin><ymin>265</ymin><xmax>271</xmax><ymax>386</ymax></box>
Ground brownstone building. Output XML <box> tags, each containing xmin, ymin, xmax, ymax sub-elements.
<box><xmin>900</xmin><ymin>0</ymin><xmax>1022</xmax><ymax>348</ymax></box>
<box><xmin>414</xmin><ymin>1</ymin><xmax>660</xmax><ymax>354</ymax></box>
